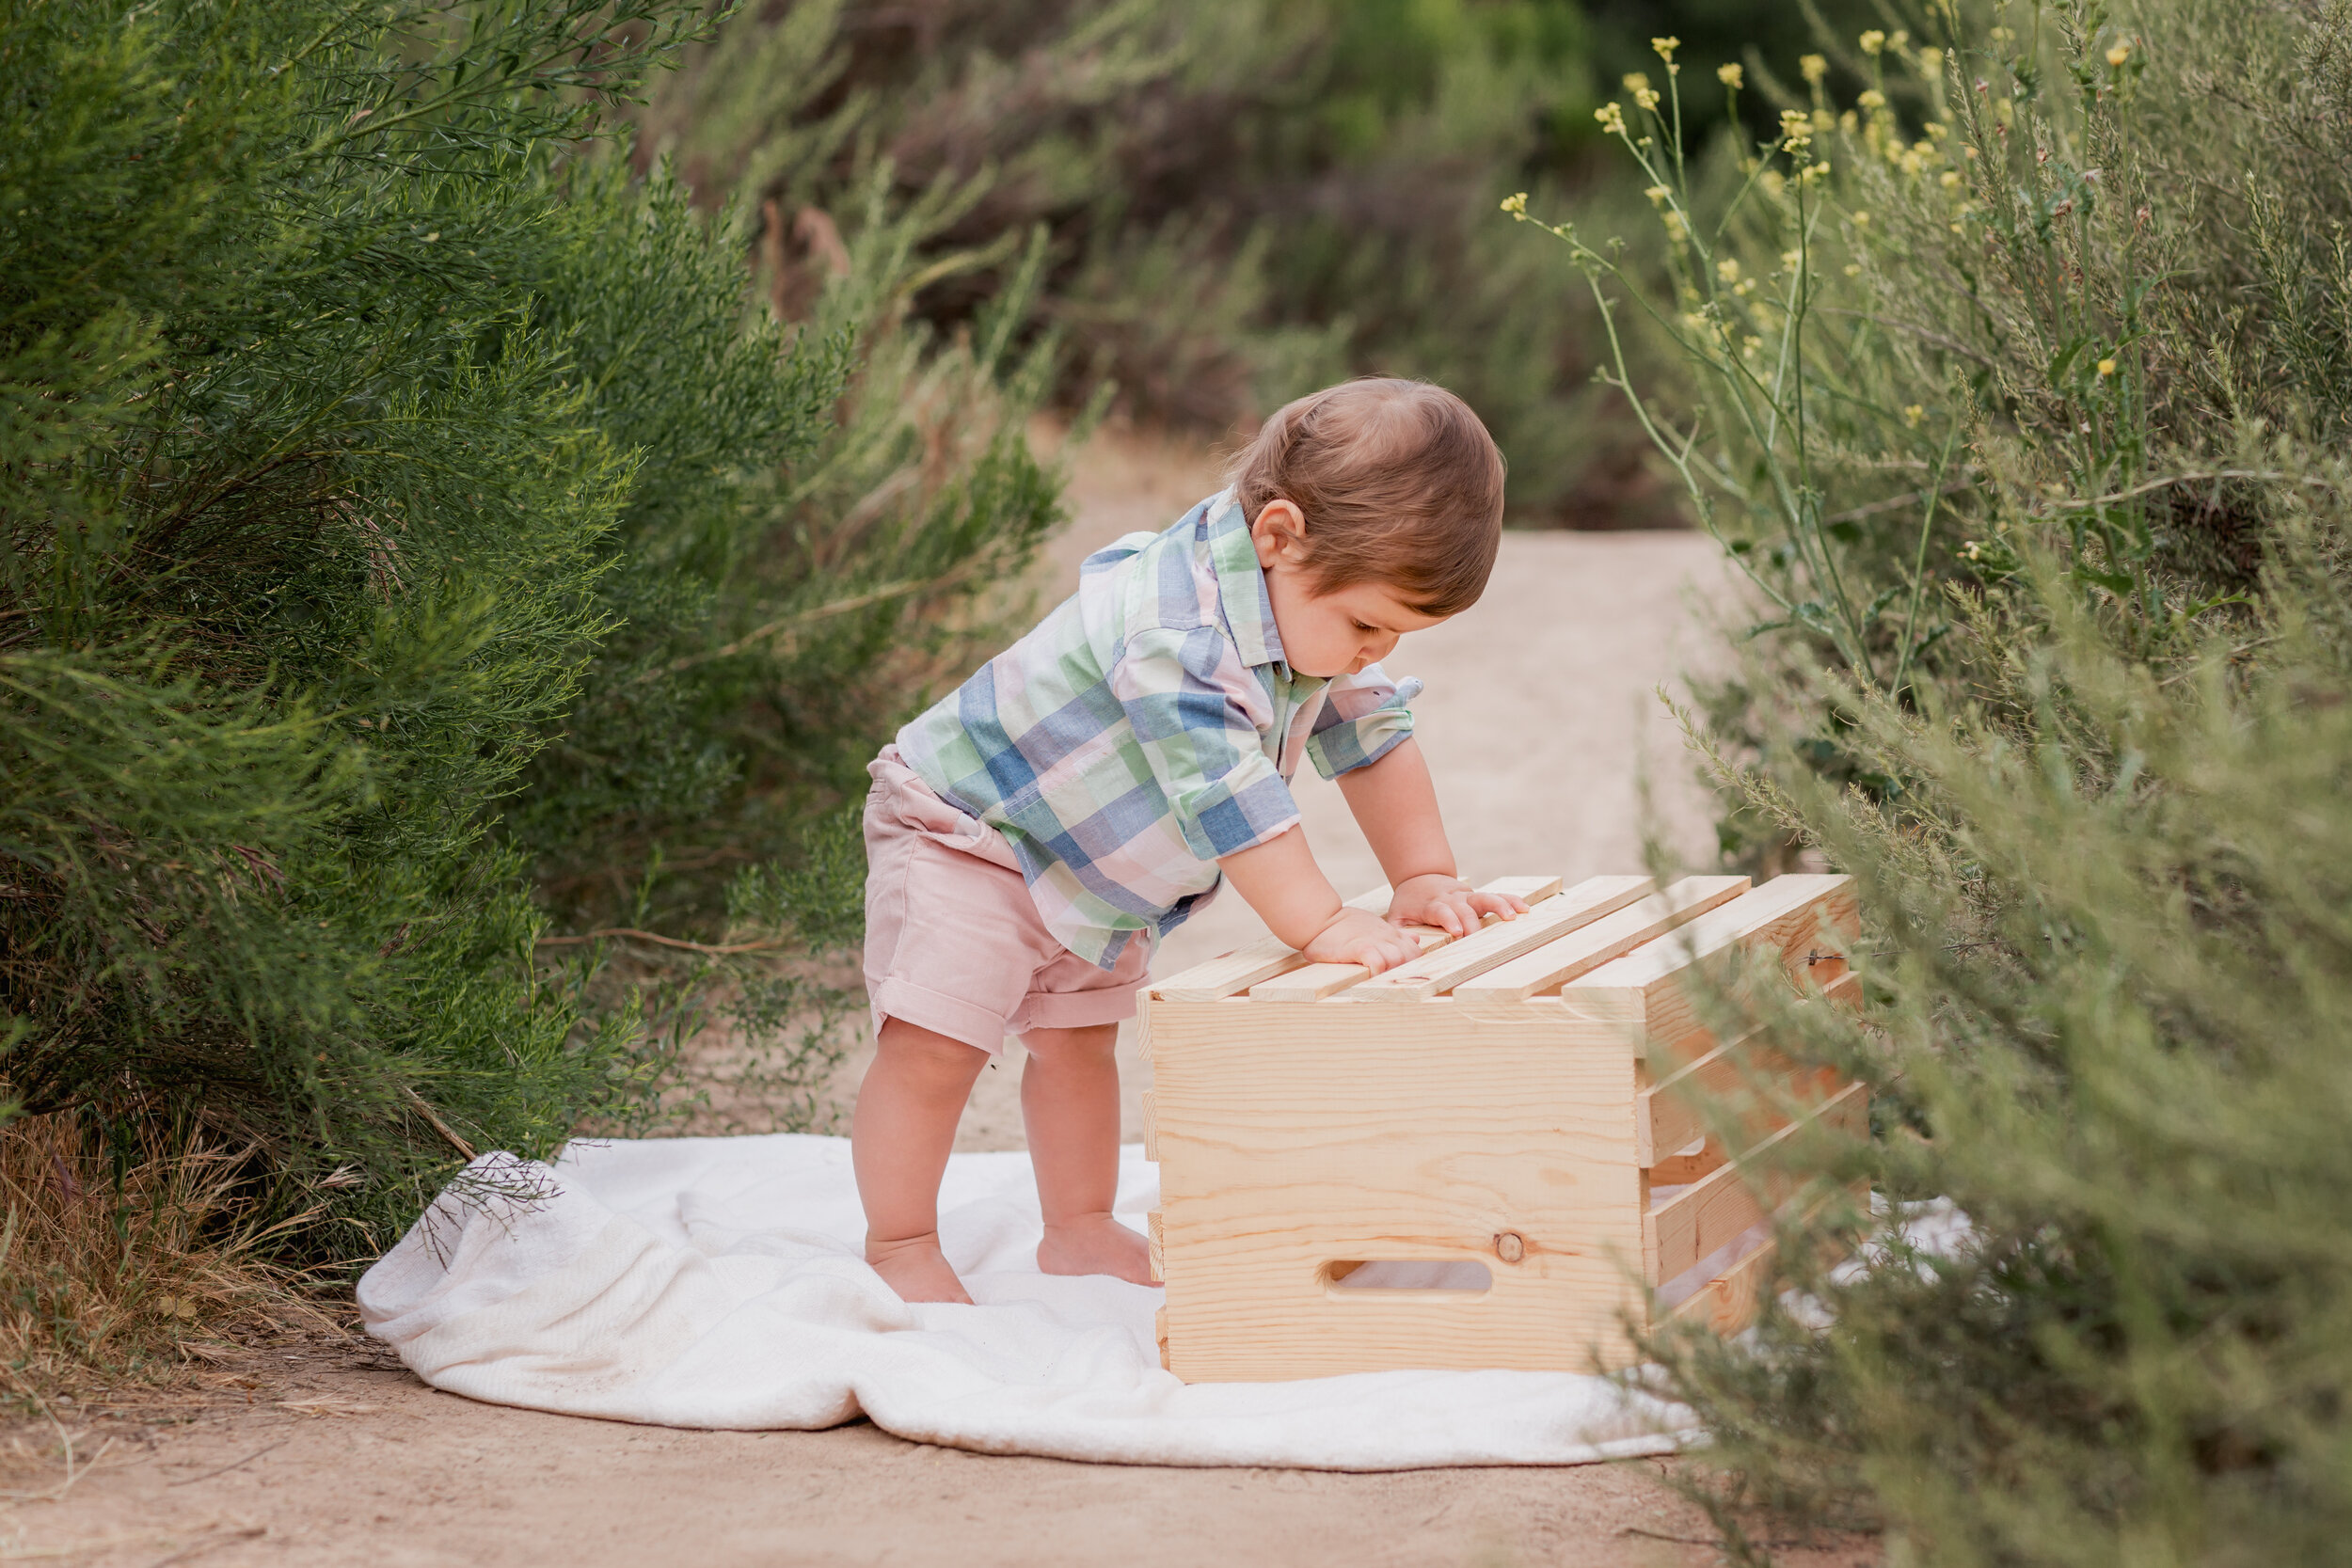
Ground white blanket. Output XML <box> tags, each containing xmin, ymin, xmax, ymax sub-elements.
<box><xmin>358</xmin><ymin>1134</ymin><xmax>1698</xmax><ymax>1469</ymax></box>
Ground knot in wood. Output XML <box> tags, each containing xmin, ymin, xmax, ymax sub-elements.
<box><xmin>1493</xmin><ymin>1231</ymin><xmax>1526</xmax><ymax>1264</ymax></box>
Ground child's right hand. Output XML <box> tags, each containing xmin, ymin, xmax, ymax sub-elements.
<box><xmin>1302</xmin><ymin>906</ymin><xmax>1425</xmax><ymax>973</ymax></box>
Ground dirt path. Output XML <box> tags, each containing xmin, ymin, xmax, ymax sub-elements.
<box><xmin>0</xmin><ymin>429</ymin><xmax>1867</xmax><ymax>1568</ymax></box>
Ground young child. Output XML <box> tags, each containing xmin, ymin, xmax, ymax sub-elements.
<box><xmin>852</xmin><ymin>377</ymin><xmax>1525</xmax><ymax>1304</ymax></box>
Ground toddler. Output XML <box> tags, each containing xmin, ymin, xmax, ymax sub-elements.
<box><xmin>852</xmin><ymin>377</ymin><xmax>1525</xmax><ymax>1304</ymax></box>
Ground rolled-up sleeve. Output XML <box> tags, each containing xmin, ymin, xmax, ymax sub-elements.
<box><xmin>1111</xmin><ymin>626</ymin><xmax>1300</xmax><ymax>861</ymax></box>
<box><xmin>1306</xmin><ymin>667</ymin><xmax>1422</xmax><ymax>780</ymax></box>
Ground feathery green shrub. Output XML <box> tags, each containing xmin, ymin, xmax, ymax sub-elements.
<box><xmin>1</xmin><ymin>0</ymin><xmax>1063</xmax><ymax>1260</ymax></box>
<box><xmin>1517</xmin><ymin>0</ymin><xmax>2352</xmax><ymax>1560</ymax></box>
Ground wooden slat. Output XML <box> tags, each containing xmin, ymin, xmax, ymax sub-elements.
<box><xmin>1148</xmin><ymin>1209</ymin><xmax>1165</xmax><ymax>1283</ymax></box>
<box><xmin>1661</xmin><ymin>1229</ymin><xmax>1775</xmax><ymax>1335</ymax></box>
<box><xmin>1645</xmin><ymin>1137</ymin><xmax>1726</xmax><ymax>1185</ymax></box>
<box><xmin>1345</xmin><ymin>876</ymin><xmax>1653</xmax><ymax>1003</ymax></box>
<box><xmin>1643</xmin><ymin>1080</ymin><xmax>1867</xmax><ymax>1283</ymax></box>
<box><xmin>1453</xmin><ymin>877</ymin><xmax>1749</xmax><ymax>1016</ymax></box>
<box><xmin>1140</xmin><ymin>1088</ymin><xmax>1157</xmax><ymax>1160</ymax></box>
<box><xmin>1565</xmin><ymin>874</ymin><xmax>1858</xmax><ymax>1054</ymax></box>
<box><xmin>1148</xmin><ymin>885</ymin><xmax>1393</xmax><ymax>1002</ymax></box>
<box><xmin>1572</xmin><ymin>874</ymin><xmax>1854</xmax><ymax>991</ymax></box>
<box><xmin>1246</xmin><ymin>875</ymin><xmax>1563</xmax><ymax>1003</ymax></box>
<box><xmin>1637</xmin><ymin>971</ymin><xmax>1860</xmax><ymax>1164</ymax></box>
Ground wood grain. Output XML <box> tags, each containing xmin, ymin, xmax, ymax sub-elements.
<box><xmin>1148</xmin><ymin>998</ymin><xmax>1645</xmax><ymax>1378</ymax></box>
<box><xmin>1344</xmin><ymin>876</ymin><xmax>1654</xmax><ymax>1003</ymax></box>
<box><xmin>1245</xmin><ymin>875</ymin><xmax>1563</xmax><ymax>1003</ymax></box>
<box><xmin>1452</xmin><ymin>877</ymin><xmax>1750</xmax><ymax>1015</ymax></box>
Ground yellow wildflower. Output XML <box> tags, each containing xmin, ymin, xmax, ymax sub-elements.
<box><xmin>1802</xmin><ymin>161</ymin><xmax>1833</xmax><ymax>182</ymax></box>
<box><xmin>1760</xmin><ymin>169</ymin><xmax>1787</xmax><ymax>198</ymax></box>
<box><xmin>1844</xmin><ymin>262</ymin><xmax>1862</xmax><ymax>276</ymax></box>
<box><xmin>2098</xmin><ymin>358</ymin><xmax>2117</xmax><ymax>376</ymax></box>
<box><xmin>1679</xmin><ymin>311</ymin><xmax>1707</xmax><ymax>334</ymax></box>
<box><xmin>2106</xmin><ymin>41</ymin><xmax>2132</xmax><ymax>66</ymax></box>
<box><xmin>1941</xmin><ymin>169</ymin><xmax>1963</xmax><ymax>187</ymax></box>
<box><xmin>1596</xmin><ymin>102</ymin><xmax>1627</xmax><ymax>134</ymax></box>
<box><xmin>1500</xmin><ymin>192</ymin><xmax>1530</xmax><ymax>216</ymax></box>
<box><xmin>1840</xmin><ymin>109</ymin><xmax>1859</xmax><ymax>134</ymax></box>
<box><xmin>1623</xmin><ymin>71</ymin><xmax>1649</xmax><ymax>94</ymax></box>
<box><xmin>1733</xmin><ymin>277</ymin><xmax>1756</xmax><ymax>297</ymax></box>
<box><xmin>1850</xmin><ymin>209</ymin><xmax>1871</xmax><ymax>228</ymax></box>
<box><xmin>1718</xmin><ymin>62</ymin><xmax>1744</xmax><ymax>88</ymax></box>
<box><xmin>1742</xmin><ymin>335</ymin><xmax>1764</xmax><ymax>356</ymax></box>
<box><xmin>1860</xmin><ymin>29</ymin><xmax>1886</xmax><ymax>54</ymax></box>
<box><xmin>1919</xmin><ymin>47</ymin><xmax>1944</xmax><ymax>74</ymax></box>
<box><xmin>1645</xmin><ymin>184</ymin><xmax>1673</xmax><ymax>207</ymax></box>
<box><xmin>1781</xmin><ymin>248</ymin><xmax>1804</xmax><ymax>270</ymax></box>
<box><xmin>1903</xmin><ymin>404</ymin><xmax>1926</xmax><ymax>427</ymax></box>
<box><xmin>1815</xmin><ymin>108</ymin><xmax>1836</xmax><ymax>132</ymax></box>
<box><xmin>1662</xmin><ymin>211</ymin><xmax>1688</xmax><ymax>243</ymax></box>
<box><xmin>1652</xmin><ymin>36</ymin><xmax>1679</xmax><ymax>60</ymax></box>
<box><xmin>1780</xmin><ymin>108</ymin><xmax>1812</xmax><ymax>142</ymax></box>
<box><xmin>1859</xmin><ymin>88</ymin><xmax>1886</xmax><ymax>109</ymax></box>
<box><xmin>1635</xmin><ymin>85</ymin><xmax>1661</xmax><ymax>110</ymax></box>
<box><xmin>1801</xmin><ymin>54</ymin><xmax>1828</xmax><ymax>84</ymax></box>
<box><xmin>1717</xmin><ymin>257</ymin><xmax>1741</xmax><ymax>282</ymax></box>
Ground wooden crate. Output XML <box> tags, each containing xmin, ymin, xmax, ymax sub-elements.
<box><xmin>1139</xmin><ymin>872</ymin><xmax>1866</xmax><ymax>1383</ymax></box>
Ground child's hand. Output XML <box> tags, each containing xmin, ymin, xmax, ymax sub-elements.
<box><xmin>1385</xmin><ymin>873</ymin><xmax>1526</xmax><ymax>938</ymax></box>
<box><xmin>1302</xmin><ymin>906</ymin><xmax>1426</xmax><ymax>973</ymax></box>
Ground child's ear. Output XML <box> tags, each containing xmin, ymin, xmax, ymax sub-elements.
<box><xmin>1249</xmin><ymin>499</ymin><xmax>1310</xmax><ymax>568</ymax></box>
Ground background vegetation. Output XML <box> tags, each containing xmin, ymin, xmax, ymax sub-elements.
<box><xmin>1514</xmin><ymin>0</ymin><xmax>2352</xmax><ymax>1560</ymax></box>
<box><xmin>10</xmin><ymin>0</ymin><xmax>2349</xmax><ymax>1560</ymax></box>
<box><xmin>1</xmin><ymin>0</ymin><xmax>1060</xmax><ymax>1371</ymax></box>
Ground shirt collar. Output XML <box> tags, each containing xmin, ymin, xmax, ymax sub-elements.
<box><xmin>1201</xmin><ymin>489</ymin><xmax>1292</xmax><ymax>676</ymax></box>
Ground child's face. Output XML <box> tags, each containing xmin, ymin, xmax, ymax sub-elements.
<box><xmin>1249</xmin><ymin>501</ymin><xmax>1448</xmax><ymax>678</ymax></box>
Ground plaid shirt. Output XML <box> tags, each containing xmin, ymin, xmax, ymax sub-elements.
<box><xmin>896</xmin><ymin>490</ymin><xmax>1420</xmax><ymax>969</ymax></box>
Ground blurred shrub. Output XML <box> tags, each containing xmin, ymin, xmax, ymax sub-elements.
<box><xmin>641</xmin><ymin>0</ymin><xmax>1709</xmax><ymax>525</ymax></box>
<box><xmin>1518</xmin><ymin>0</ymin><xmax>2352</xmax><ymax>1560</ymax></box>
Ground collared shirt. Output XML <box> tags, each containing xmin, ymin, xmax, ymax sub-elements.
<box><xmin>895</xmin><ymin>490</ymin><xmax>1421</xmax><ymax>969</ymax></box>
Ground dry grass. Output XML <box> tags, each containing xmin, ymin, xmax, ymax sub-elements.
<box><xmin>0</xmin><ymin>1109</ymin><xmax>336</xmax><ymax>1409</ymax></box>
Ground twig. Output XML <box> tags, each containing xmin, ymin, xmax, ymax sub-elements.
<box><xmin>531</xmin><ymin>927</ymin><xmax>788</xmax><ymax>957</ymax></box>
<box><xmin>164</xmin><ymin>1438</ymin><xmax>288</xmax><ymax>1488</ymax></box>
<box><xmin>397</xmin><ymin>1088</ymin><xmax>476</xmax><ymax>1163</ymax></box>
<box><xmin>145</xmin><ymin>1527</ymin><xmax>266</xmax><ymax>1568</ymax></box>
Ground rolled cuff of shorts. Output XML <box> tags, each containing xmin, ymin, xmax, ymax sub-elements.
<box><xmin>869</xmin><ymin>976</ymin><xmax>1008</xmax><ymax>1056</ymax></box>
<box><xmin>1009</xmin><ymin>982</ymin><xmax>1144</xmax><ymax>1036</ymax></box>
<box><xmin>1167</xmin><ymin>758</ymin><xmax>1300</xmax><ymax>861</ymax></box>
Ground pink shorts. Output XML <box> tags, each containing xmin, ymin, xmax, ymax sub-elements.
<box><xmin>861</xmin><ymin>745</ymin><xmax>1151</xmax><ymax>1055</ymax></box>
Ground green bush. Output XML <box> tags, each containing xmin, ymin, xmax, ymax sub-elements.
<box><xmin>1518</xmin><ymin>0</ymin><xmax>2352</xmax><ymax>1560</ymax></box>
<box><xmin>0</xmin><ymin>0</ymin><xmax>1062</xmax><ymax>1258</ymax></box>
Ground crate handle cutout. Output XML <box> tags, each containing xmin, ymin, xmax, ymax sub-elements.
<box><xmin>1324</xmin><ymin>1259</ymin><xmax>1494</xmax><ymax>1292</ymax></box>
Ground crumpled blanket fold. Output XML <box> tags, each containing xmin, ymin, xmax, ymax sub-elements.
<box><xmin>359</xmin><ymin>1134</ymin><xmax>1697</xmax><ymax>1469</ymax></box>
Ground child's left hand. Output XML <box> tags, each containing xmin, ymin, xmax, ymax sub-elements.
<box><xmin>1386</xmin><ymin>874</ymin><xmax>1526</xmax><ymax>938</ymax></box>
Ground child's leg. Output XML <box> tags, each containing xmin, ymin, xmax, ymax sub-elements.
<box><xmin>851</xmin><ymin>1017</ymin><xmax>989</xmax><ymax>1304</ymax></box>
<box><xmin>1020</xmin><ymin>1022</ymin><xmax>1152</xmax><ymax>1284</ymax></box>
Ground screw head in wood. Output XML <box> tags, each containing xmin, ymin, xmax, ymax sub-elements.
<box><xmin>1494</xmin><ymin>1231</ymin><xmax>1526</xmax><ymax>1264</ymax></box>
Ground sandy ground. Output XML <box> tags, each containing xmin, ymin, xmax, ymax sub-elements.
<box><xmin>0</xmin><ymin>429</ymin><xmax>1872</xmax><ymax>1568</ymax></box>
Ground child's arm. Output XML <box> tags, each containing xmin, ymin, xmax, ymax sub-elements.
<box><xmin>1333</xmin><ymin>737</ymin><xmax>1527</xmax><ymax>935</ymax></box>
<box><xmin>1218</xmin><ymin>829</ymin><xmax>1425</xmax><ymax>972</ymax></box>
<box><xmin>1218</xmin><ymin>737</ymin><xmax>1522</xmax><ymax>971</ymax></box>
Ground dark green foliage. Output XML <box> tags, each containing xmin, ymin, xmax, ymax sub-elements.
<box><xmin>1538</xmin><ymin>0</ymin><xmax>2352</xmax><ymax>1560</ymax></box>
<box><xmin>1</xmin><ymin>0</ymin><xmax>1064</xmax><ymax>1254</ymax></box>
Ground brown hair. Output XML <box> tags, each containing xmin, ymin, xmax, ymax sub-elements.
<box><xmin>1226</xmin><ymin>377</ymin><xmax>1506</xmax><ymax>617</ymax></box>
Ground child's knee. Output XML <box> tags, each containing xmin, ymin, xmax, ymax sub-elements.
<box><xmin>1020</xmin><ymin>1022</ymin><xmax>1119</xmax><ymax>1068</ymax></box>
<box><xmin>875</xmin><ymin>1017</ymin><xmax>993</xmax><ymax>1079</ymax></box>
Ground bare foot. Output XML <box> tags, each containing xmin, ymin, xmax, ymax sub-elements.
<box><xmin>1037</xmin><ymin>1212</ymin><xmax>1154</xmax><ymax>1286</ymax></box>
<box><xmin>866</xmin><ymin>1233</ymin><xmax>973</xmax><ymax>1304</ymax></box>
